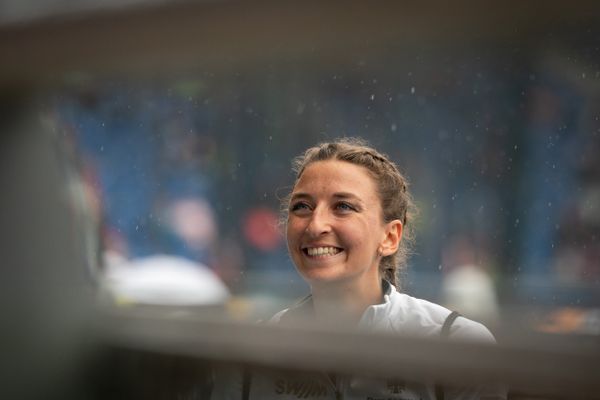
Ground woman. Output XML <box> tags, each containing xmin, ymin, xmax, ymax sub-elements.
<box><xmin>212</xmin><ymin>138</ymin><xmax>505</xmax><ymax>400</ymax></box>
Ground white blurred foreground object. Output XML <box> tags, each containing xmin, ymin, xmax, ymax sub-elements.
<box><xmin>442</xmin><ymin>264</ymin><xmax>500</xmax><ymax>323</ymax></box>
<box><xmin>103</xmin><ymin>255</ymin><xmax>229</xmax><ymax>306</ymax></box>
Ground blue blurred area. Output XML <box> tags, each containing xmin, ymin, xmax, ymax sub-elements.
<box><xmin>53</xmin><ymin>39</ymin><xmax>600</xmax><ymax>307</ymax></box>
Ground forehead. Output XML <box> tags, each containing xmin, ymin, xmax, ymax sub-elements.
<box><xmin>293</xmin><ymin>160</ymin><xmax>378</xmax><ymax>198</ymax></box>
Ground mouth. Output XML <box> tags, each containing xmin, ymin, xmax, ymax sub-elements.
<box><xmin>302</xmin><ymin>246</ymin><xmax>344</xmax><ymax>258</ymax></box>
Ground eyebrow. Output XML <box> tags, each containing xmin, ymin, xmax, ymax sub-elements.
<box><xmin>289</xmin><ymin>193</ymin><xmax>312</xmax><ymax>202</ymax></box>
<box><xmin>290</xmin><ymin>192</ymin><xmax>364</xmax><ymax>203</ymax></box>
<box><xmin>332</xmin><ymin>192</ymin><xmax>362</xmax><ymax>202</ymax></box>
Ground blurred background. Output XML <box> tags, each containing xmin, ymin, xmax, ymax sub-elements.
<box><xmin>1</xmin><ymin>0</ymin><xmax>600</xmax><ymax>398</ymax></box>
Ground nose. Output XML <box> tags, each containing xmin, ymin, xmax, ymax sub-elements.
<box><xmin>305</xmin><ymin>206</ymin><xmax>332</xmax><ymax>238</ymax></box>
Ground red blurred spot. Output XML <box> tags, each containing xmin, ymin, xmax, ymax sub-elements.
<box><xmin>243</xmin><ymin>207</ymin><xmax>282</xmax><ymax>251</ymax></box>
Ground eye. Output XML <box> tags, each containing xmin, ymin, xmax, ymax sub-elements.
<box><xmin>290</xmin><ymin>202</ymin><xmax>311</xmax><ymax>213</ymax></box>
<box><xmin>335</xmin><ymin>202</ymin><xmax>356</xmax><ymax>212</ymax></box>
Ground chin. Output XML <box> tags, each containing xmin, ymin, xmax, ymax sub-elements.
<box><xmin>298</xmin><ymin>268</ymin><xmax>353</xmax><ymax>286</ymax></box>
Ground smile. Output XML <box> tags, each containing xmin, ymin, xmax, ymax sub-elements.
<box><xmin>303</xmin><ymin>246</ymin><xmax>343</xmax><ymax>257</ymax></box>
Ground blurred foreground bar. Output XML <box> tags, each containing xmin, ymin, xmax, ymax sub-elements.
<box><xmin>1</xmin><ymin>0</ymin><xmax>600</xmax><ymax>84</ymax></box>
<box><xmin>97</xmin><ymin>306</ymin><xmax>600</xmax><ymax>398</ymax></box>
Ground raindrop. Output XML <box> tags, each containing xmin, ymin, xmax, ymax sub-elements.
<box><xmin>370</xmin><ymin>94</ymin><xmax>375</xmax><ymax>100</ymax></box>
<box><xmin>100</xmin><ymin>145</ymin><xmax>104</xmax><ymax>152</ymax></box>
<box><xmin>390</xmin><ymin>123</ymin><xmax>397</xmax><ymax>132</ymax></box>
<box><xmin>410</xmin><ymin>87</ymin><xmax>416</xmax><ymax>94</ymax></box>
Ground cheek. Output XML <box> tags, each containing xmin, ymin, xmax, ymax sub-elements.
<box><xmin>285</xmin><ymin>218</ymin><xmax>302</xmax><ymax>244</ymax></box>
<box><xmin>345</xmin><ymin>220</ymin><xmax>381</xmax><ymax>252</ymax></box>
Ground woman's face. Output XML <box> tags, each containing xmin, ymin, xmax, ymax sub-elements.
<box><xmin>286</xmin><ymin>160</ymin><xmax>400</xmax><ymax>287</ymax></box>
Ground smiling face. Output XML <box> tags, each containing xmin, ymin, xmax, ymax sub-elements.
<box><xmin>286</xmin><ymin>160</ymin><xmax>401</xmax><ymax>288</ymax></box>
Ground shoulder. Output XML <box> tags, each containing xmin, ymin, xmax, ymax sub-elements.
<box><xmin>386</xmin><ymin>290</ymin><xmax>496</xmax><ymax>343</ymax></box>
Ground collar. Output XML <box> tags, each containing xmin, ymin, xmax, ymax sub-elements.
<box><xmin>358</xmin><ymin>280</ymin><xmax>396</xmax><ymax>327</ymax></box>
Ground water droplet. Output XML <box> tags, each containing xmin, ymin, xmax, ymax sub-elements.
<box><xmin>391</xmin><ymin>123</ymin><xmax>397</xmax><ymax>132</ymax></box>
<box><xmin>370</xmin><ymin>94</ymin><xmax>375</xmax><ymax>100</ymax></box>
<box><xmin>410</xmin><ymin>87</ymin><xmax>415</xmax><ymax>94</ymax></box>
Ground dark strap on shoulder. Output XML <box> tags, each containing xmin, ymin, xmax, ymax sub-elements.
<box><xmin>441</xmin><ymin>311</ymin><xmax>461</xmax><ymax>338</ymax></box>
<box><xmin>242</xmin><ymin>367</ymin><xmax>251</xmax><ymax>400</ymax></box>
<box><xmin>435</xmin><ymin>311</ymin><xmax>461</xmax><ymax>400</ymax></box>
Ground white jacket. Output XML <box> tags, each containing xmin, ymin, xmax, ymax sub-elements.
<box><xmin>211</xmin><ymin>281</ymin><xmax>506</xmax><ymax>400</ymax></box>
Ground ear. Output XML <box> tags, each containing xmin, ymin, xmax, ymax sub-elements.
<box><xmin>379</xmin><ymin>220</ymin><xmax>403</xmax><ymax>257</ymax></box>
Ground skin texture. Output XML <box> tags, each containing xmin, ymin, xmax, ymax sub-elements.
<box><xmin>286</xmin><ymin>160</ymin><xmax>402</xmax><ymax>319</ymax></box>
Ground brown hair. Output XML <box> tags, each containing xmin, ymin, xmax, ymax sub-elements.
<box><xmin>283</xmin><ymin>137</ymin><xmax>416</xmax><ymax>288</ymax></box>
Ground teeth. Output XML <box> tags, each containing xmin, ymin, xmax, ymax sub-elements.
<box><xmin>306</xmin><ymin>247</ymin><xmax>340</xmax><ymax>256</ymax></box>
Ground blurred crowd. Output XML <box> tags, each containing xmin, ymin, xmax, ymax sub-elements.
<box><xmin>51</xmin><ymin>41</ymin><xmax>600</xmax><ymax>328</ymax></box>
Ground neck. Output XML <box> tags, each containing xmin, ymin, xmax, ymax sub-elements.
<box><xmin>310</xmin><ymin>275</ymin><xmax>383</xmax><ymax>324</ymax></box>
